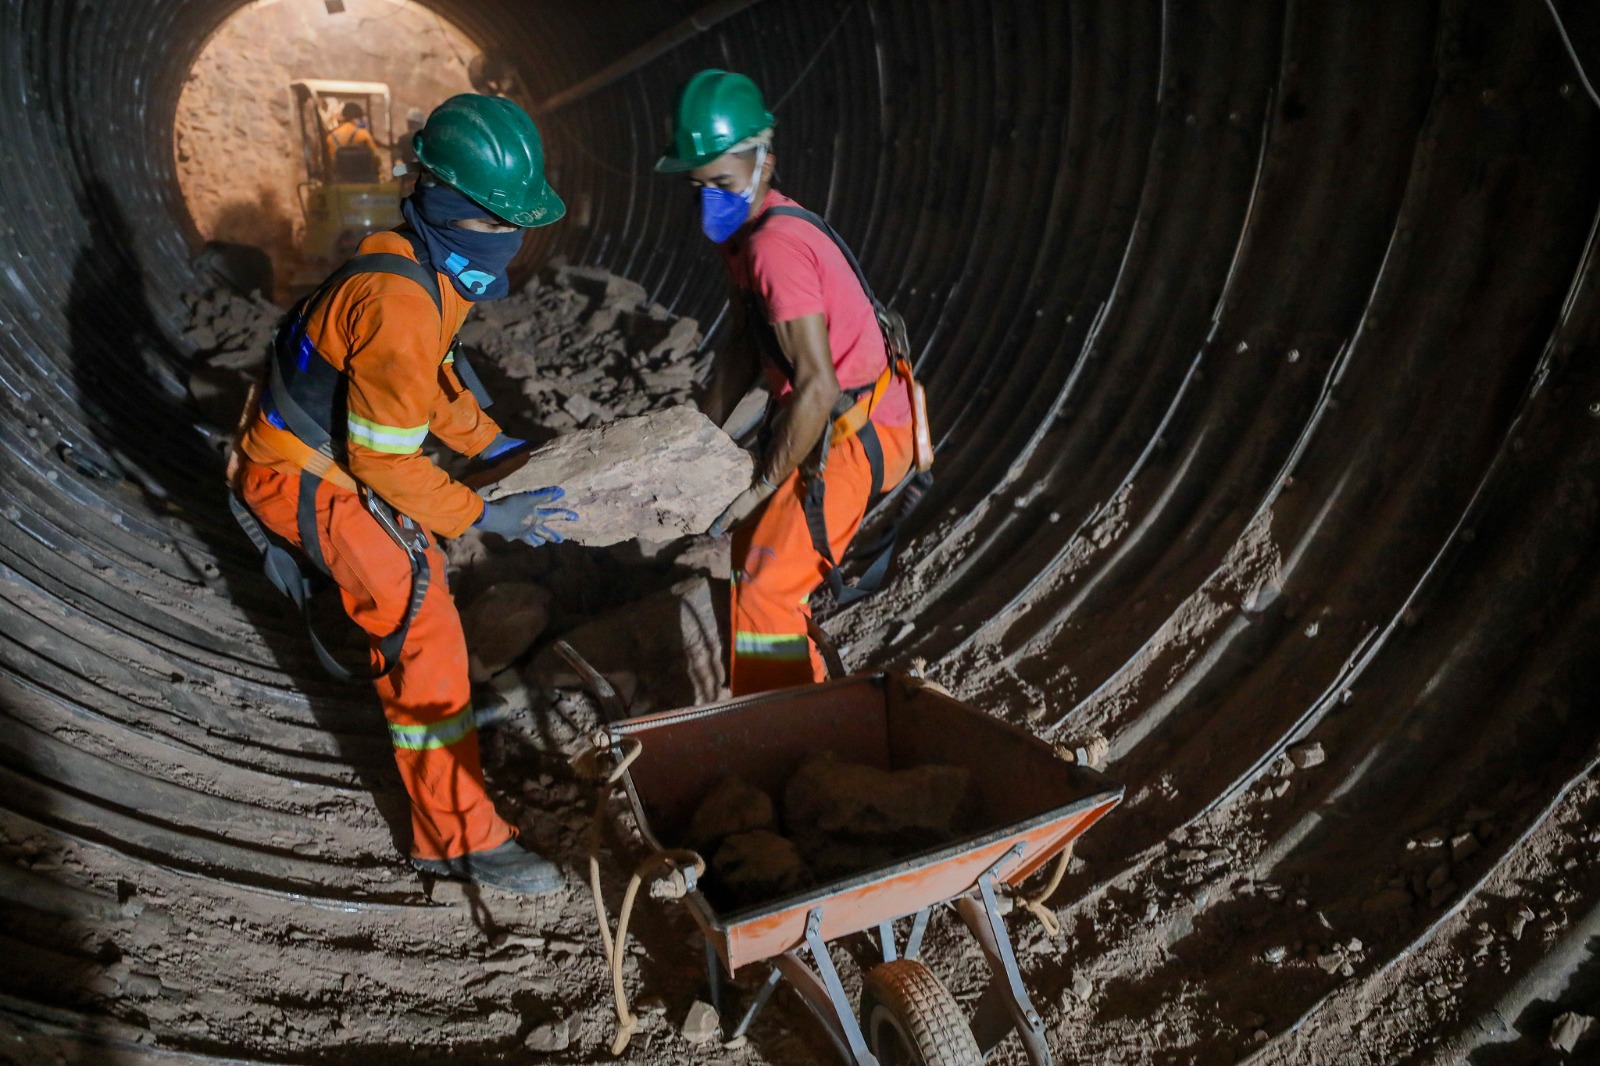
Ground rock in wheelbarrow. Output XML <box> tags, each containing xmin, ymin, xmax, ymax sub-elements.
<box><xmin>710</xmin><ymin>830</ymin><xmax>812</xmax><ymax>906</ymax></box>
<box><xmin>471</xmin><ymin>407</ymin><xmax>752</xmax><ymax>547</ymax></box>
<box><xmin>687</xmin><ymin>776</ymin><xmax>776</xmax><ymax>852</ymax></box>
<box><xmin>784</xmin><ymin>752</ymin><xmax>977</xmax><ymax>846</ymax></box>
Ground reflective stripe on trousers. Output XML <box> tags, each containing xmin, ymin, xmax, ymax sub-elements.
<box><xmin>389</xmin><ymin>704</ymin><xmax>476</xmax><ymax>750</ymax></box>
<box><xmin>733</xmin><ymin>630</ymin><xmax>812</xmax><ymax>662</ymax></box>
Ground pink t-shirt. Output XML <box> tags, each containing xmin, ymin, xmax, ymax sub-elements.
<box><xmin>720</xmin><ymin>190</ymin><xmax>911</xmax><ymax>426</ymax></box>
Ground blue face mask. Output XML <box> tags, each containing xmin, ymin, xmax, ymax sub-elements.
<box><xmin>402</xmin><ymin>182</ymin><xmax>525</xmax><ymax>301</ymax></box>
<box><xmin>701</xmin><ymin>145</ymin><xmax>766</xmax><ymax>244</ymax></box>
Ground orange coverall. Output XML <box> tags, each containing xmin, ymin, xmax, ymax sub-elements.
<box><xmin>325</xmin><ymin>120</ymin><xmax>379</xmax><ymax>159</ymax></box>
<box><xmin>730</xmin><ymin>422</ymin><xmax>912</xmax><ymax>694</ymax></box>
<box><xmin>236</xmin><ymin>230</ymin><xmax>510</xmax><ymax>861</ymax></box>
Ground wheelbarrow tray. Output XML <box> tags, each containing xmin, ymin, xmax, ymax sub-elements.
<box><xmin>612</xmin><ymin>673</ymin><xmax>1122</xmax><ymax>974</ymax></box>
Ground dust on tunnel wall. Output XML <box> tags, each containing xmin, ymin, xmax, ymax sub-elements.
<box><xmin>7</xmin><ymin>0</ymin><xmax>1600</xmax><ymax>767</ymax></box>
<box><xmin>10</xmin><ymin>0</ymin><xmax>1600</xmax><ymax>1058</ymax></box>
<box><xmin>5</xmin><ymin>0</ymin><xmax>1600</xmax><ymax>759</ymax></box>
<box><xmin>174</xmin><ymin>0</ymin><xmax>478</xmax><ymax>278</ymax></box>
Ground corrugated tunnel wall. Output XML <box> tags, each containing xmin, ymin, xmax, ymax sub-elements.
<box><xmin>5</xmin><ymin>0</ymin><xmax>1600</xmax><ymax>1062</ymax></box>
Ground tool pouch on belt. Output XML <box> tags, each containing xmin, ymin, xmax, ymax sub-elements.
<box><xmin>226</xmin><ymin>231</ymin><xmax>447</xmax><ymax>683</ymax></box>
<box><xmin>872</xmin><ymin>304</ymin><xmax>931</xmax><ymax>472</ymax></box>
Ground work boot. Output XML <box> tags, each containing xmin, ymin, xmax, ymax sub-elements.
<box><xmin>411</xmin><ymin>840</ymin><xmax>563</xmax><ymax>896</ymax></box>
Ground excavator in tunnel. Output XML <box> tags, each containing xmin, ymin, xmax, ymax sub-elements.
<box><xmin>288</xmin><ymin>78</ymin><xmax>403</xmax><ymax>288</ymax></box>
<box><xmin>7</xmin><ymin>0</ymin><xmax>1600</xmax><ymax>1063</ymax></box>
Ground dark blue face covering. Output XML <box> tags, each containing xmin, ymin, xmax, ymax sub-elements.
<box><xmin>401</xmin><ymin>182</ymin><xmax>525</xmax><ymax>301</ymax></box>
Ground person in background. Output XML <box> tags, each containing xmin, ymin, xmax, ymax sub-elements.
<box><xmin>326</xmin><ymin>101</ymin><xmax>379</xmax><ymax>161</ymax></box>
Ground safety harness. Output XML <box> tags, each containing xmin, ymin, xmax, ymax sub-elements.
<box><xmin>742</xmin><ymin>205</ymin><xmax>934</xmax><ymax>607</ymax></box>
<box><xmin>229</xmin><ymin>231</ymin><xmax>494</xmax><ymax>682</ymax></box>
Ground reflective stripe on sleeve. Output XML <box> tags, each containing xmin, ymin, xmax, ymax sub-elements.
<box><xmin>348</xmin><ymin>412</ymin><xmax>429</xmax><ymax>454</ymax></box>
<box><xmin>388</xmin><ymin>705</ymin><xmax>476</xmax><ymax>751</ymax></box>
<box><xmin>734</xmin><ymin>631</ymin><xmax>811</xmax><ymax>661</ymax></box>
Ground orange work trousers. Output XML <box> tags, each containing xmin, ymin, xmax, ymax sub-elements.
<box><xmin>237</xmin><ymin>459</ymin><xmax>512</xmax><ymax>861</ymax></box>
<box><xmin>730</xmin><ymin>421</ymin><xmax>914</xmax><ymax>695</ymax></box>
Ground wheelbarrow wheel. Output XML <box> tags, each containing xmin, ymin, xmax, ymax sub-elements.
<box><xmin>859</xmin><ymin>959</ymin><xmax>983</xmax><ymax>1066</ymax></box>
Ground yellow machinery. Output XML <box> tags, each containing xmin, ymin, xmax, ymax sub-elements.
<box><xmin>290</xmin><ymin>79</ymin><xmax>402</xmax><ymax>286</ymax></box>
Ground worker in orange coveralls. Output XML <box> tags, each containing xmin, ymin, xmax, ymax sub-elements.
<box><xmin>325</xmin><ymin>101</ymin><xmax>380</xmax><ymax>163</ymax></box>
<box><xmin>231</xmin><ymin>95</ymin><xmax>573</xmax><ymax>894</ymax></box>
<box><xmin>657</xmin><ymin>70</ymin><xmax>924</xmax><ymax>696</ymax></box>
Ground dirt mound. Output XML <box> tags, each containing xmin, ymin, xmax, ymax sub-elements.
<box><xmin>179</xmin><ymin>286</ymin><xmax>280</xmax><ymax>427</ymax></box>
<box><xmin>457</xmin><ymin>263</ymin><xmax>711</xmax><ymax>433</ymax></box>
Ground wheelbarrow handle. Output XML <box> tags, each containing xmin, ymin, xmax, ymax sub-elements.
<box><xmin>553</xmin><ymin>639</ymin><xmax>628</xmax><ymax>723</ymax></box>
<box><xmin>572</xmin><ymin>731</ymin><xmax>643</xmax><ymax>786</ymax></box>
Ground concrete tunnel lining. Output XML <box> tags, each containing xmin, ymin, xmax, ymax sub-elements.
<box><xmin>6</xmin><ymin>0</ymin><xmax>1600</xmax><ymax>1061</ymax></box>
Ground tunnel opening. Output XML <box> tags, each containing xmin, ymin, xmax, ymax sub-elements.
<box><xmin>5</xmin><ymin>0</ymin><xmax>1600</xmax><ymax>1063</ymax></box>
<box><xmin>172</xmin><ymin>0</ymin><xmax>482</xmax><ymax>299</ymax></box>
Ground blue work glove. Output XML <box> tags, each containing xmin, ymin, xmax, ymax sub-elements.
<box><xmin>476</xmin><ymin>487</ymin><xmax>578</xmax><ymax>546</ymax></box>
<box><xmin>479</xmin><ymin>432</ymin><xmax>531</xmax><ymax>462</ymax></box>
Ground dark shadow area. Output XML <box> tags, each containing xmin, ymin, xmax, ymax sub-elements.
<box><xmin>64</xmin><ymin>176</ymin><xmax>415</xmax><ymax>868</ymax></box>
<box><xmin>210</xmin><ymin>187</ymin><xmax>299</xmax><ymax>303</ymax></box>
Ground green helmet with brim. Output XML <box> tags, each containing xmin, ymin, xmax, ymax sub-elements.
<box><xmin>655</xmin><ymin>69</ymin><xmax>776</xmax><ymax>173</ymax></box>
<box><xmin>413</xmin><ymin>94</ymin><xmax>565</xmax><ymax>227</ymax></box>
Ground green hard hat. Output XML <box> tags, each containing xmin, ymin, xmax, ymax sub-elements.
<box><xmin>412</xmin><ymin>94</ymin><xmax>565</xmax><ymax>227</ymax></box>
<box><xmin>655</xmin><ymin>69</ymin><xmax>776</xmax><ymax>173</ymax></box>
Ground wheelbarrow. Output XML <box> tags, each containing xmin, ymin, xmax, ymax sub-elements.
<box><xmin>577</xmin><ymin>670</ymin><xmax>1122</xmax><ymax>1066</ymax></box>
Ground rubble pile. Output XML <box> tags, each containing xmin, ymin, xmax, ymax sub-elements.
<box><xmin>437</xmin><ymin>266</ymin><xmax>741</xmax><ymax>717</ymax></box>
<box><xmin>180</xmin><ymin>260</ymin><xmax>715</xmax><ymax>438</ymax></box>
<box><xmin>179</xmin><ymin>286</ymin><xmax>280</xmax><ymax>428</ymax></box>
<box><xmin>456</xmin><ymin>263</ymin><xmax>711</xmax><ymax>433</ymax></box>
<box><xmin>686</xmin><ymin>753</ymin><xmax>982</xmax><ymax>912</ymax></box>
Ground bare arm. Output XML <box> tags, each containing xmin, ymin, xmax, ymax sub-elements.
<box><xmin>697</xmin><ymin>296</ymin><xmax>763</xmax><ymax>428</ymax></box>
<box><xmin>760</xmin><ymin>312</ymin><xmax>841</xmax><ymax>484</ymax></box>
<box><xmin>705</xmin><ymin>311</ymin><xmax>842</xmax><ymax>536</ymax></box>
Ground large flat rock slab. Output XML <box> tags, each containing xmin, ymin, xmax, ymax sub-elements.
<box><xmin>471</xmin><ymin>406</ymin><xmax>751</xmax><ymax>547</ymax></box>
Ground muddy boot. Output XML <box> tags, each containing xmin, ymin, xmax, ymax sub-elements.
<box><xmin>412</xmin><ymin>840</ymin><xmax>563</xmax><ymax>896</ymax></box>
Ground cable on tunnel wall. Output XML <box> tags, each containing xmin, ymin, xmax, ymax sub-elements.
<box><xmin>5</xmin><ymin>0</ymin><xmax>1600</xmax><ymax>1061</ymax></box>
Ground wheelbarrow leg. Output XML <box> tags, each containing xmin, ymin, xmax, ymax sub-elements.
<box><xmin>728</xmin><ymin>965</ymin><xmax>783</xmax><ymax>1042</ymax></box>
<box><xmin>903</xmin><ymin>906</ymin><xmax>932</xmax><ymax>961</ymax></box>
<box><xmin>877</xmin><ymin>906</ymin><xmax>931</xmax><ymax>963</ymax></box>
<box><xmin>704</xmin><ymin>936</ymin><xmax>724</xmax><ymax>1017</ymax></box>
<box><xmin>956</xmin><ymin>871</ymin><xmax>1053</xmax><ymax>1066</ymax></box>
<box><xmin>771</xmin><ymin>907</ymin><xmax>881</xmax><ymax>1066</ymax></box>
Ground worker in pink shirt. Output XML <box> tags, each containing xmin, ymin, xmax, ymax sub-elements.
<box><xmin>658</xmin><ymin>69</ymin><xmax>929</xmax><ymax>694</ymax></box>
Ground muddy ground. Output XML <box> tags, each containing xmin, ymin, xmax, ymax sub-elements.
<box><xmin>4</xmin><ymin>260</ymin><xmax>1597</xmax><ymax>1066</ymax></box>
